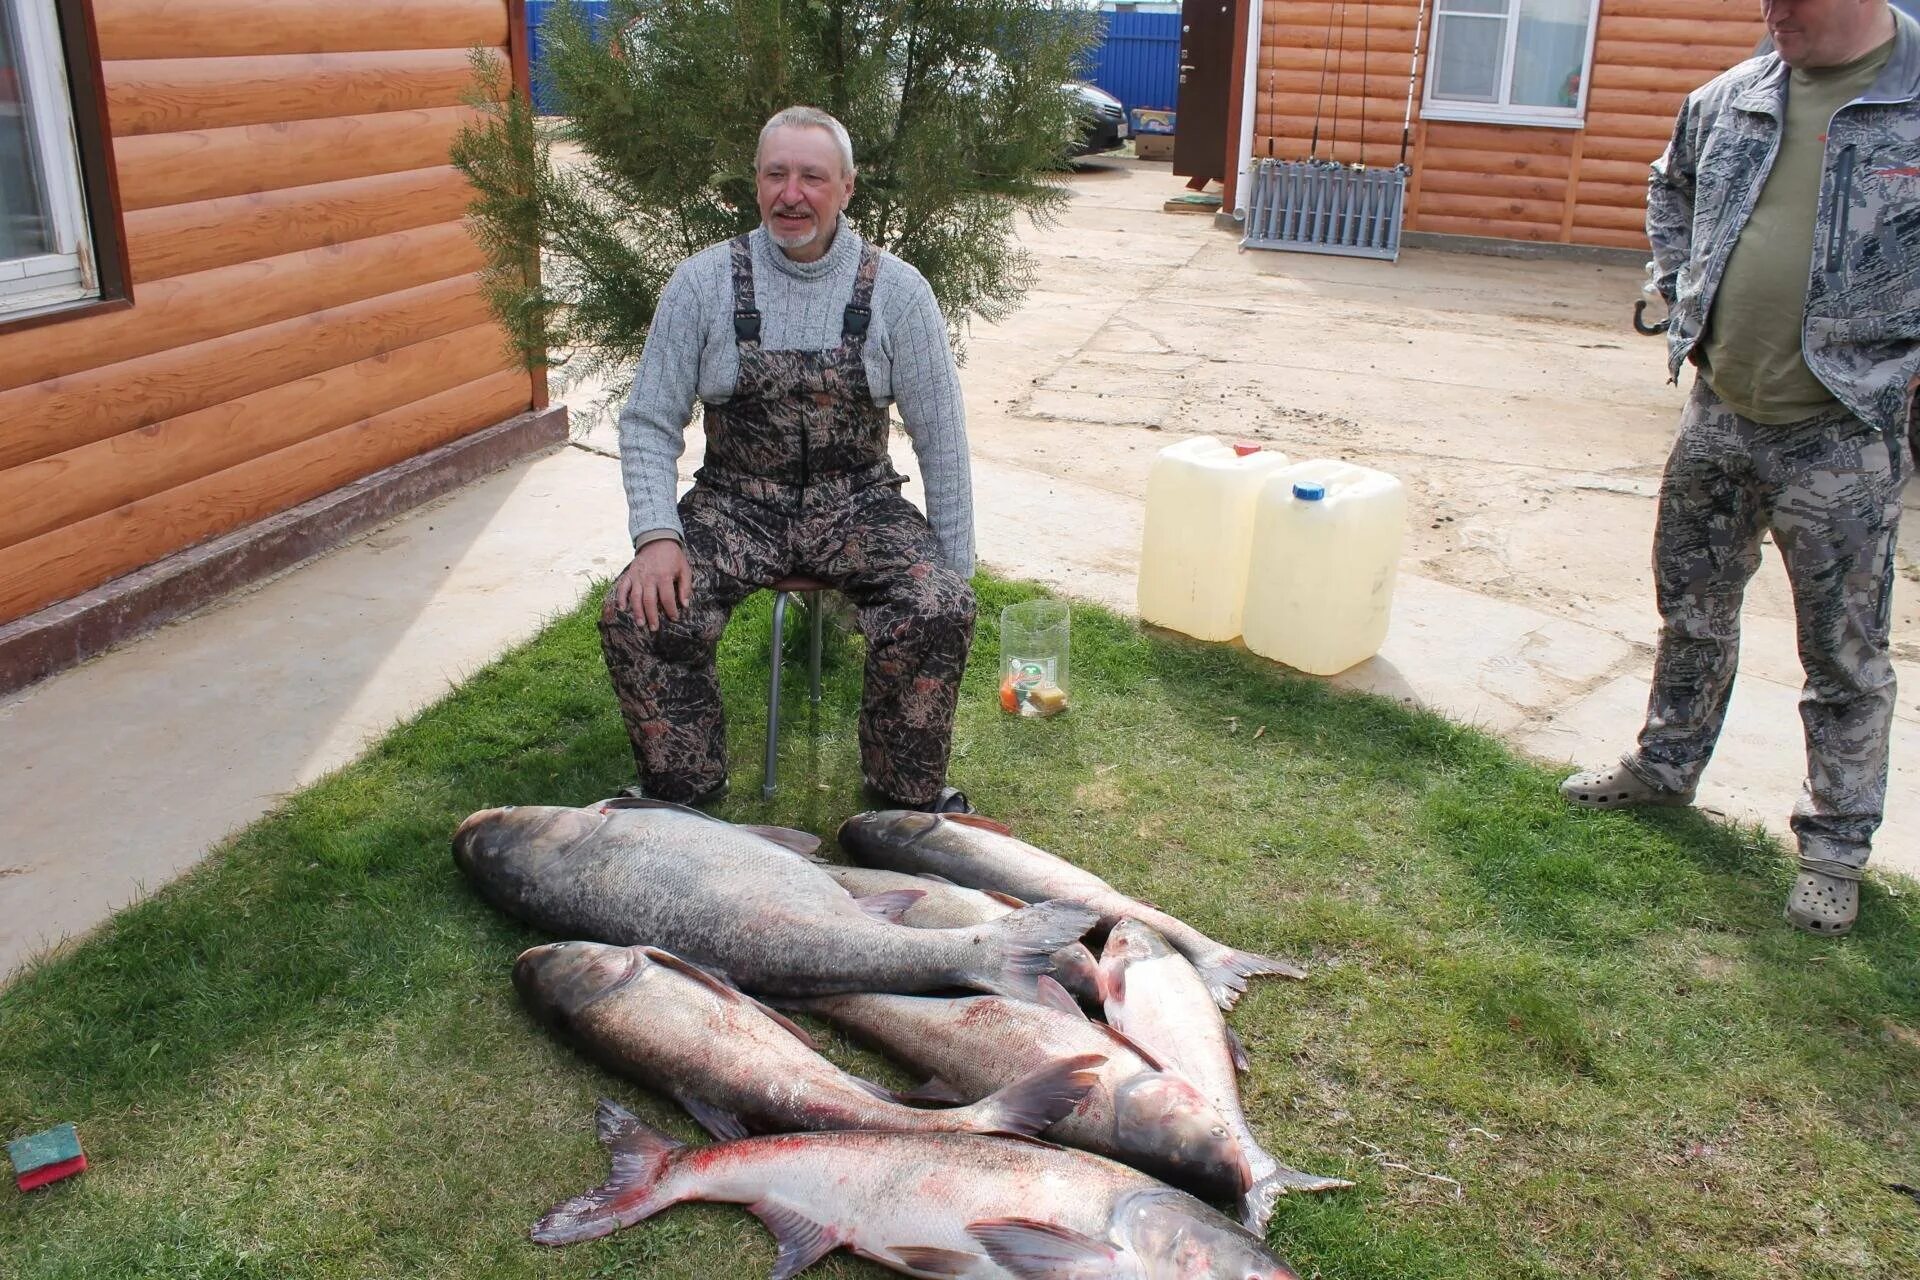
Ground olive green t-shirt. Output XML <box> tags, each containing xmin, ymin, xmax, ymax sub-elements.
<box><xmin>1699</xmin><ymin>38</ymin><xmax>1894</xmax><ymax>424</ymax></box>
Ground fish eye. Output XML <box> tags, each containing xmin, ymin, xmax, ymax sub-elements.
<box><xmin>502</xmin><ymin>805</ymin><xmax>517</xmax><ymax>812</ymax></box>
<box><xmin>1212</xmin><ymin>1126</ymin><xmax>1227</xmax><ymax>1137</ymax></box>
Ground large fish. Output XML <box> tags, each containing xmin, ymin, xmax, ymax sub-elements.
<box><xmin>838</xmin><ymin>810</ymin><xmax>1305</xmax><ymax>1008</ymax></box>
<box><xmin>515</xmin><ymin>940</ymin><xmax>1102</xmax><ymax>1140</ymax></box>
<box><xmin>453</xmin><ymin>799</ymin><xmax>1098</xmax><ymax>999</ymax></box>
<box><xmin>1099</xmin><ymin>919</ymin><xmax>1352</xmax><ymax>1232</ymax></box>
<box><xmin>787</xmin><ymin>979</ymin><xmax>1250</xmax><ymax>1202</ymax></box>
<box><xmin>821</xmin><ymin>864</ymin><xmax>1103</xmax><ymax>1005</ymax></box>
<box><xmin>535</xmin><ymin>1098</ymin><xmax>1303</xmax><ymax>1280</ymax></box>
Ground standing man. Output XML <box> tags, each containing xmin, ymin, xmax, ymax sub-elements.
<box><xmin>600</xmin><ymin>106</ymin><xmax>977</xmax><ymax>814</ymax></box>
<box><xmin>1562</xmin><ymin>0</ymin><xmax>1918</xmax><ymax>936</ymax></box>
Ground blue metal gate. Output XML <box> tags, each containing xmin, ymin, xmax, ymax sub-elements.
<box><xmin>1086</xmin><ymin>11</ymin><xmax>1180</xmax><ymax>115</ymax></box>
<box><xmin>525</xmin><ymin>0</ymin><xmax>610</xmax><ymax>115</ymax></box>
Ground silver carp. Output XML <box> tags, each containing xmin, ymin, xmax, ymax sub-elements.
<box><xmin>821</xmin><ymin>864</ymin><xmax>1103</xmax><ymax>1005</ymax></box>
<box><xmin>514</xmin><ymin>941</ymin><xmax>1101</xmax><ymax>1140</ymax></box>
<box><xmin>535</xmin><ymin>1098</ymin><xmax>1303</xmax><ymax>1280</ymax></box>
<box><xmin>788</xmin><ymin>979</ymin><xmax>1251</xmax><ymax>1203</ymax></box>
<box><xmin>1099</xmin><ymin>919</ymin><xmax>1352</xmax><ymax>1232</ymax></box>
<box><xmin>839</xmin><ymin>809</ymin><xmax>1305</xmax><ymax>1008</ymax></box>
<box><xmin>453</xmin><ymin>798</ymin><xmax>1098</xmax><ymax>999</ymax></box>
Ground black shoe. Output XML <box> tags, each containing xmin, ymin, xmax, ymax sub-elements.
<box><xmin>621</xmin><ymin>778</ymin><xmax>730</xmax><ymax>809</ymax></box>
<box><xmin>862</xmin><ymin>784</ymin><xmax>972</xmax><ymax>815</ymax></box>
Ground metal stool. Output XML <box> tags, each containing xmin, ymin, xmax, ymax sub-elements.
<box><xmin>764</xmin><ymin>575</ymin><xmax>828</xmax><ymax>799</ymax></box>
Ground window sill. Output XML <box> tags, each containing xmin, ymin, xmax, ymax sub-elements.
<box><xmin>0</xmin><ymin>293</ymin><xmax>131</xmax><ymax>338</ymax></box>
<box><xmin>1421</xmin><ymin>103</ymin><xmax>1587</xmax><ymax>130</ymax></box>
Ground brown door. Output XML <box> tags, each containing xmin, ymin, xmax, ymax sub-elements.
<box><xmin>1173</xmin><ymin>0</ymin><xmax>1234</xmax><ymax>180</ymax></box>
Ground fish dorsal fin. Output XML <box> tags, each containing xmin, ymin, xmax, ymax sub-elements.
<box><xmin>752</xmin><ymin>1200</ymin><xmax>842</xmax><ymax>1280</ymax></box>
<box><xmin>678</xmin><ymin>1094</ymin><xmax>750</xmax><ymax>1143</ymax></box>
<box><xmin>595</xmin><ymin>796</ymin><xmax>715</xmax><ymax>820</ymax></box>
<box><xmin>853</xmin><ymin>888</ymin><xmax>927</xmax><ymax>923</ymax></box>
<box><xmin>742</xmin><ymin>824</ymin><xmax>825</xmax><ymax>859</ymax></box>
<box><xmin>944</xmin><ymin>813</ymin><xmax>1014</xmax><ymax>836</ymax></box>
<box><xmin>1226</xmin><ymin>1024</ymin><xmax>1251</xmax><ymax>1074</ymax></box>
<box><xmin>895</xmin><ymin>1075</ymin><xmax>969</xmax><ymax>1105</ymax></box>
<box><xmin>984</xmin><ymin>889</ymin><xmax>1030</xmax><ymax>909</ymax></box>
<box><xmin>1031</xmin><ymin>975</ymin><xmax>1082</xmax><ymax>1017</ymax></box>
<box><xmin>640</xmin><ymin>947</ymin><xmax>816</xmax><ymax>1048</ymax></box>
<box><xmin>969</xmin><ymin>1216</ymin><xmax>1124</xmax><ymax>1279</ymax></box>
<box><xmin>1090</xmin><ymin>1019</ymin><xmax>1167</xmax><ymax>1073</ymax></box>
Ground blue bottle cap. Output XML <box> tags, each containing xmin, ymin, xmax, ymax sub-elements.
<box><xmin>1293</xmin><ymin>482</ymin><xmax>1327</xmax><ymax>501</ymax></box>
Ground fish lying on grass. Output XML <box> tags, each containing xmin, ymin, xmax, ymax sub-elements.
<box><xmin>534</xmin><ymin>1098</ymin><xmax>1304</xmax><ymax>1280</ymax></box>
<box><xmin>1099</xmin><ymin>919</ymin><xmax>1352</xmax><ymax>1230</ymax></box>
<box><xmin>453</xmin><ymin>798</ymin><xmax>1098</xmax><ymax>999</ymax></box>
<box><xmin>787</xmin><ymin>979</ymin><xmax>1250</xmax><ymax>1202</ymax></box>
<box><xmin>514</xmin><ymin>940</ymin><xmax>1102</xmax><ymax>1140</ymax></box>
<box><xmin>821</xmin><ymin>864</ymin><xmax>1103</xmax><ymax>1005</ymax></box>
<box><xmin>839</xmin><ymin>810</ymin><xmax>1305</xmax><ymax>1008</ymax></box>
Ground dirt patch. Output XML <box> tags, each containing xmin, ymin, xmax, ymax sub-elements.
<box><xmin>1072</xmin><ymin>779</ymin><xmax>1126</xmax><ymax>810</ymax></box>
<box><xmin>1691</xmin><ymin>953</ymin><xmax>1741</xmax><ymax>982</ymax></box>
<box><xmin>1879</xmin><ymin>1018</ymin><xmax>1920</xmax><ymax>1052</ymax></box>
<box><xmin>0</xmin><ymin>867</ymin><xmax>26</xmax><ymax>879</ymax></box>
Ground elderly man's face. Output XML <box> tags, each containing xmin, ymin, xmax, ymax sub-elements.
<box><xmin>756</xmin><ymin>125</ymin><xmax>854</xmax><ymax>262</ymax></box>
<box><xmin>1763</xmin><ymin>0</ymin><xmax>1889</xmax><ymax>67</ymax></box>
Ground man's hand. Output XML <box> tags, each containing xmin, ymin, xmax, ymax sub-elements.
<box><xmin>615</xmin><ymin>540</ymin><xmax>693</xmax><ymax>631</ymax></box>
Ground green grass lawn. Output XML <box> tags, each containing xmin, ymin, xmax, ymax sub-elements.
<box><xmin>2</xmin><ymin>577</ymin><xmax>1916</xmax><ymax>1279</ymax></box>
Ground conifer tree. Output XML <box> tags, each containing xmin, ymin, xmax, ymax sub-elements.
<box><xmin>453</xmin><ymin>0</ymin><xmax>1098</xmax><ymax>398</ymax></box>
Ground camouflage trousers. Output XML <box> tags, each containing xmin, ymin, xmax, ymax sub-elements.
<box><xmin>1626</xmin><ymin>379</ymin><xmax>1907</xmax><ymax>871</ymax></box>
<box><xmin>599</xmin><ymin>477</ymin><xmax>976</xmax><ymax>807</ymax></box>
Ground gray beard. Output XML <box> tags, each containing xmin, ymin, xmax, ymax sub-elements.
<box><xmin>766</xmin><ymin>219</ymin><xmax>819</xmax><ymax>252</ymax></box>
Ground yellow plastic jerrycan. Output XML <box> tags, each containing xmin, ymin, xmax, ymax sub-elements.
<box><xmin>1135</xmin><ymin>436</ymin><xmax>1291</xmax><ymax>642</ymax></box>
<box><xmin>1241</xmin><ymin>459</ymin><xmax>1406</xmax><ymax>675</ymax></box>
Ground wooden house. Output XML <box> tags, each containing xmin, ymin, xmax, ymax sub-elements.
<box><xmin>0</xmin><ymin>0</ymin><xmax>559</xmax><ymax>692</ymax></box>
<box><xmin>1220</xmin><ymin>0</ymin><xmax>1769</xmax><ymax>249</ymax></box>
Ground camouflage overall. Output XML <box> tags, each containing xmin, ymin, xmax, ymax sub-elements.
<box><xmin>1626</xmin><ymin>380</ymin><xmax>1906</xmax><ymax>873</ymax></box>
<box><xmin>599</xmin><ymin>236</ymin><xmax>976</xmax><ymax>806</ymax></box>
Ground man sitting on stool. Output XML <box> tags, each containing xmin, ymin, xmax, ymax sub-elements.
<box><xmin>599</xmin><ymin>105</ymin><xmax>977</xmax><ymax>813</ymax></box>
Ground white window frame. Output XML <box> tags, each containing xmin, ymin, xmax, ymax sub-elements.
<box><xmin>1</xmin><ymin>0</ymin><xmax>98</xmax><ymax>320</ymax></box>
<box><xmin>1420</xmin><ymin>0</ymin><xmax>1602</xmax><ymax>130</ymax></box>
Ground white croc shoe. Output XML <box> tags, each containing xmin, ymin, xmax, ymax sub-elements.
<box><xmin>1785</xmin><ymin>868</ymin><xmax>1859</xmax><ymax>937</ymax></box>
<box><xmin>1560</xmin><ymin>761</ymin><xmax>1696</xmax><ymax>810</ymax></box>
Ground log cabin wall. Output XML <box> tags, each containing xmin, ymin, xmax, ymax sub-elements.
<box><xmin>0</xmin><ymin>0</ymin><xmax>537</xmax><ymax>626</ymax></box>
<box><xmin>1251</xmin><ymin>0</ymin><xmax>1768</xmax><ymax>249</ymax></box>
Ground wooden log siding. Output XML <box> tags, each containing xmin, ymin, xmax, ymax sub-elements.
<box><xmin>0</xmin><ymin>0</ymin><xmax>536</xmax><ymax>626</ymax></box>
<box><xmin>1252</xmin><ymin>0</ymin><xmax>1767</xmax><ymax>248</ymax></box>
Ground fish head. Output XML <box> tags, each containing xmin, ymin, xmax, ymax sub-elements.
<box><xmin>1104</xmin><ymin>917</ymin><xmax>1177</xmax><ymax>965</ymax></box>
<box><xmin>1112</xmin><ymin>1072</ymin><xmax>1252</xmax><ymax>1202</ymax></box>
<box><xmin>835</xmin><ymin>809</ymin><xmax>943</xmax><ymax>863</ymax></box>
<box><xmin>512</xmin><ymin>941</ymin><xmax>644</xmax><ymax>1031</ymax></box>
<box><xmin>1115</xmin><ymin>1188</ymin><xmax>1301</xmax><ymax>1280</ymax></box>
<box><xmin>452</xmin><ymin>805</ymin><xmax>602</xmax><ymax>905</ymax></box>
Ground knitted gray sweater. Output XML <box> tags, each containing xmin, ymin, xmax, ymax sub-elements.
<box><xmin>615</xmin><ymin>218</ymin><xmax>974</xmax><ymax>577</ymax></box>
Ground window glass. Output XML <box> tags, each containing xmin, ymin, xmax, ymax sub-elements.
<box><xmin>1511</xmin><ymin>0</ymin><xmax>1593</xmax><ymax>109</ymax></box>
<box><xmin>0</xmin><ymin>0</ymin><xmax>53</xmax><ymax>262</ymax></box>
<box><xmin>1433</xmin><ymin>15</ymin><xmax>1505</xmax><ymax>103</ymax></box>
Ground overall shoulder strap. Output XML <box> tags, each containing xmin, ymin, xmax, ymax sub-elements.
<box><xmin>729</xmin><ymin>235</ymin><xmax>760</xmax><ymax>343</ymax></box>
<box><xmin>841</xmin><ymin>242</ymin><xmax>880</xmax><ymax>339</ymax></box>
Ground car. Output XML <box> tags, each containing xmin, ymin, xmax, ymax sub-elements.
<box><xmin>1065</xmin><ymin>81</ymin><xmax>1127</xmax><ymax>155</ymax></box>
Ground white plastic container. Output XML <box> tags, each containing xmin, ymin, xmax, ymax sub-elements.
<box><xmin>1241</xmin><ymin>459</ymin><xmax>1405</xmax><ymax>675</ymax></box>
<box><xmin>1136</xmin><ymin>436</ymin><xmax>1291</xmax><ymax>642</ymax></box>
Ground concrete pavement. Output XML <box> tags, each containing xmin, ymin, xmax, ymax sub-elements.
<box><xmin>2</xmin><ymin>157</ymin><xmax>1913</xmax><ymax>981</ymax></box>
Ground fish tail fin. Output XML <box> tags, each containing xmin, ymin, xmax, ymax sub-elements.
<box><xmin>1198</xmin><ymin>947</ymin><xmax>1307</xmax><ymax>1011</ymax></box>
<box><xmin>1240</xmin><ymin>1163</ymin><xmax>1355</xmax><ymax>1232</ymax></box>
<box><xmin>950</xmin><ymin>1052</ymin><xmax>1105</xmax><ymax>1135</ymax></box>
<box><xmin>974</xmin><ymin>900</ymin><xmax>1101</xmax><ymax>1001</ymax></box>
<box><xmin>531</xmin><ymin>1099</ymin><xmax>686</xmax><ymax>1246</ymax></box>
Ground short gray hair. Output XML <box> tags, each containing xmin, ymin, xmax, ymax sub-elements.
<box><xmin>756</xmin><ymin>106</ymin><xmax>856</xmax><ymax>178</ymax></box>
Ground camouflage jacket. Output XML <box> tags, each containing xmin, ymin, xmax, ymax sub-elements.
<box><xmin>1647</xmin><ymin>9</ymin><xmax>1920</xmax><ymax>438</ymax></box>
